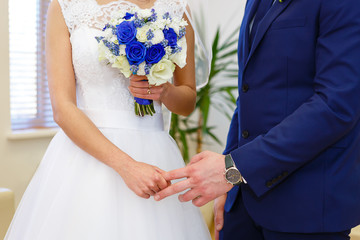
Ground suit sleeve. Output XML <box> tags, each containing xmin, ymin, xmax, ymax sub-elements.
<box><xmin>223</xmin><ymin>98</ymin><xmax>240</xmax><ymax>155</ymax></box>
<box><xmin>230</xmin><ymin>0</ymin><xmax>360</xmax><ymax>197</ymax></box>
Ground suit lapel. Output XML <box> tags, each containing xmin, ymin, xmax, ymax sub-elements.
<box><xmin>244</xmin><ymin>0</ymin><xmax>293</xmax><ymax>69</ymax></box>
<box><xmin>238</xmin><ymin>0</ymin><xmax>260</xmax><ymax>71</ymax></box>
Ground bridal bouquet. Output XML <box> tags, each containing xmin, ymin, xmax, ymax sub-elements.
<box><xmin>96</xmin><ymin>8</ymin><xmax>188</xmax><ymax>116</ymax></box>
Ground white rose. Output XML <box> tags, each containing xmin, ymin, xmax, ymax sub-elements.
<box><xmin>170</xmin><ymin>37</ymin><xmax>187</xmax><ymax>68</ymax></box>
<box><xmin>119</xmin><ymin>44</ymin><xmax>126</xmax><ymax>55</ymax></box>
<box><xmin>151</xmin><ymin>29</ymin><xmax>164</xmax><ymax>44</ymax></box>
<box><xmin>104</xmin><ymin>28</ymin><xmax>113</xmax><ymax>38</ymax></box>
<box><xmin>165</xmin><ymin>46</ymin><xmax>172</xmax><ymax>57</ymax></box>
<box><xmin>148</xmin><ymin>59</ymin><xmax>175</xmax><ymax>86</ymax></box>
<box><xmin>137</xmin><ymin>62</ymin><xmax>146</xmax><ymax>76</ymax></box>
<box><xmin>153</xmin><ymin>19</ymin><xmax>167</xmax><ymax>30</ymax></box>
<box><xmin>98</xmin><ymin>41</ymin><xmax>116</xmax><ymax>63</ymax></box>
<box><xmin>138</xmin><ymin>9</ymin><xmax>153</xmax><ymax>19</ymax></box>
<box><xmin>98</xmin><ymin>41</ymin><xmax>108</xmax><ymax>62</ymax></box>
<box><xmin>110</xmin><ymin>35</ymin><xmax>117</xmax><ymax>43</ymax></box>
<box><xmin>112</xmin><ymin>56</ymin><xmax>132</xmax><ymax>78</ymax></box>
<box><xmin>136</xmin><ymin>25</ymin><xmax>150</xmax><ymax>43</ymax></box>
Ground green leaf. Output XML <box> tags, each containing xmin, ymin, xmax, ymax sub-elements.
<box><xmin>170</xmin><ymin>22</ymin><xmax>240</xmax><ymax>163</ymax></box>
<box><xmin>212</xmin><ymin>104</ymin><xmax>233</xmax><ymax>120</ymax></box>
<box><xmin>200</xmin><ymin>95</ymin><xmax>211</xmax><ymax>130</ymax></box>
<box><xmin>218</xmin><ymin>49</ymin><xmax>238</xmax><ymax>60</ymax></box>
<box><xmin>206</xmin><ymin>129</ymin><xmax>223</xmax><ymax>145</ymax></box>
<box><xmin>219</xmin><ymin>38</ymin><xmax>239</xmax><ymax>52</ymax></box>
<box><xmin>179</xmin><ymin>130</ymin><xmax>189</xmax><ymax>161</ymax></box>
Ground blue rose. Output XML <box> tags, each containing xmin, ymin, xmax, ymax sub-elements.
<box><xmin>163</xmin><ymin>28</ymin><xmax>178</xmax><ymax>47</ymax></box>
<box><xmin>123</xmin><ymin>12</ymin><xmax>134</xmax><ymax>20</ymax></box>
<box><xmin>116</xmin><ymin>21</ymin><xmax>137</xmax><ymax>44</ymax></box>
<box><xmin>126</xmin><ymin>42</ymin><xmax>147</xmax><ymax>65</ymax></box>
<box><xmin>145</xmin><ymin>44</ymin><xmax>166</xmax><ymax>64</ymax></box>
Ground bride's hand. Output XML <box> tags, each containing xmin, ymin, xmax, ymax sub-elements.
<box><xmin>118</xmin><ymin>159</ymin><xmax>170</xmax><ymax>199</ymax></box>
<box><xmin>128</xmin><ymin>75</ymin><xmax>169</xmax><ymax>102</ymax></box>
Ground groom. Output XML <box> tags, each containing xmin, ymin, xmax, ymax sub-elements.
<box><xmin>155</xmin><ymin>0</ymin><xmax>360</xmax><ymax>239</ymax></box>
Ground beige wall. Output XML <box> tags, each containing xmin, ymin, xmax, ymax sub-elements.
<box><xmin>0</xmin><ymin>0</ymin><xmax>53</xmax><ymax>206</ymax></box>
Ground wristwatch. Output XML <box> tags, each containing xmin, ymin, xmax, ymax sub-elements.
<box><xmin>224</xmin><ymin>154</ymin><xmax>242</xmax><ymax>185</ymax></box>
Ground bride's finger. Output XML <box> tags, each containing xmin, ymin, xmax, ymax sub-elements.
<box><xmin>143</xmin><ymin>188</ymin><xmax>156</xmax><ymax>197</ymax></box>
<box><xmin>130</xmin><ymin>90</ymin><xmax>162</xmax><ymax>101</ymax></box>
<box><xmin>129</xmin><ymin>81</ymin><xmax>149</xmax><ymax>88</ymax></box>
<box><xmin>157</xmin><ymin>176</ymin><xmax>170</xmax><ymax>190</ymax></box>
<box><xmin>152</xmin><ymin>185</ymin><xmax>161</xmax><ymax>193</ymax></box>
<box><xmin>148</xmin><ymin>179</ymin><xmax>161</xmax><ymax>193</ymax></box>
<box><xmin>136</xmin><ymin>190</ymin><xmax>151</xmax><ymax>199</ymax></box>
<box><xmin>154</xmin><ymin>178</ymin><xmax>192</xmax><ymax>201</ymax></box>
<box><xmin>149</xmin><ymin>190</ymin><xmax>157</xmax><ymax>196</ymax></box>
<box><xmin>129</xmin><ymin>75</ymin><xmax>148</xmax><ymax>81</ymax></box>
<box><xmin>154</xmin><ymin>168</ymin><xmax>171</xmax><ymax>189</ymax></box>
<box><xmin>154</xmin><ymin>166</ymin><xmax>166</xmax><ymax>174</ymax></box>
<box><xmin>129</xmin><ymin>86</ymin><xmax>160</xmax><ymax>96</ymax></box>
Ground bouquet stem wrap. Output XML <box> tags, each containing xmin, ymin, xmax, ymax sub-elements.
<box><xmin>134</xmin><ymin>97</ymin><xmax>155</xmax><ymax>116</ymax></box>
<box><xmin>134</xmin><ymin>80</ymin><xmax>155</xmax><ymax>116</ymax></box>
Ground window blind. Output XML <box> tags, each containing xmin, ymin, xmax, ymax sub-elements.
<box><xmin>9</xmin><ymin>0</ymin><xmax>56</xmax><ymax>130</ymax></box>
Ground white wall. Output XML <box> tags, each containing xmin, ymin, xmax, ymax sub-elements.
<box><xmin>0</xmin><ymin>0</ymin><xmax>246</xmax><ymax>206</ymax></box>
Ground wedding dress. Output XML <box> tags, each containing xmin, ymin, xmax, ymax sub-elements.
<box><xmin>5</xmin><ymin>0</ymin><xmax>211</xmax><ymax>239</ymax></box>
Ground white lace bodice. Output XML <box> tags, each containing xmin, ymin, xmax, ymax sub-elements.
<box><xmin>57</xmin><ymin>0</ymin><xmax>186</xmax><ymax>112</ymax></box>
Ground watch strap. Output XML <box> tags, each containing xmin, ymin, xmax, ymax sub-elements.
<box><xmin>225</xmin><ymin>154</ymin><xmax>234</xmax><ymax>169</ymax></box>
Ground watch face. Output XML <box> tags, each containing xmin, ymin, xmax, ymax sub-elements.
<box><xmin>225</xmin><ymin>168</ymin><xmax>241</xmax><ymax>184</ymax></box>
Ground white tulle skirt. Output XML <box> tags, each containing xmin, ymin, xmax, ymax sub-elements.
<box><xmin>5</xmin><ymin>109</ymin><xmax>211</xmax><ymax>240</ymax></box>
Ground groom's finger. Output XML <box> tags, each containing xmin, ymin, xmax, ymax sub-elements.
<box><xmin>157</xmin><ymin>176</ymin><xmax>169</xmax><ymax>190</ymax></box>
<box><xmin>154</xmin><ymin>178</ymin><xmax>192</xmax><ymax>201</ymax></box>
<box><xmin>163</xmin><ymin>167</ymin><xmax>188</xmax><ymax>181</ymax></box>
<box><xmin>192</xmin><ymin>195</ymin><xmax>209</xmax><ymax>207</ymax></box>
<box><xmin>178</xmin><ymin>189</ymin><xmax>199</xmax><ymax>202</ymax></box>
<box><xmin>215</xmin><ymin>230</ymin><xmax>220</xmax><ymax>240</ymax></box>
<box><xmin>189</xmin><ymin>151</ymin><xmax>207</xmax><ymax>164</ymax></box>
<box><xmin>214</xmin><ymin>201</ymin><xmax>225</xmax><ymax>231</ymax></box>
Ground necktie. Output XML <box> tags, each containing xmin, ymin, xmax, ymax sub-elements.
<box><xmin>249</xmin><ymin>0</ymin><xmax>273</xmax><ymax>47</ymax></box>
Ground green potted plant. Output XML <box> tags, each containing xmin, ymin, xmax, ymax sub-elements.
<box><xmin>170</xmin><ymin>25</ymin><xmax>239</xmax><ymax>161</ymax></box>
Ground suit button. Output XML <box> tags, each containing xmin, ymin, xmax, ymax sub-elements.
<box><xmin>242</xmin><ymin>130</ymin><xmax>249</xmax><ymax>139</ymax></box>
<box><xmin>242</xmin><ymin>84</ymin><xmax>249</xmax><ymax>93</ymax></box>
<box><xmin>266</xmin><ymin>181</ymin><xmax>272</xmax><ymax>188</ymax></box>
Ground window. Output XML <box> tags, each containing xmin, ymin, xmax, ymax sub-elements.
<box><xmin>9</xmin><ymin>0</ymin><xmax>56</xmax><ymax>130</ymax></box>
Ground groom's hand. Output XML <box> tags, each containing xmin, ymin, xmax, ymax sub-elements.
<box><xmin>154</xmin><ymin>151</ymin><xmax>233</xmax><ymax>207</ymax></box>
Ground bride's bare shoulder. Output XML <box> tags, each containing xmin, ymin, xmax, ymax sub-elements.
<box><xmin>46</xmin><ymin>0</ymin><xmax>69</xmax><ymax>36</ymax></box>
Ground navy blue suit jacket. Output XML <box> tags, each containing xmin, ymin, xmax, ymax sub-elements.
<box><xmin>224</xmin><ymin>0</ymin><xmax>360</xmax><ymax>233</ymax></box>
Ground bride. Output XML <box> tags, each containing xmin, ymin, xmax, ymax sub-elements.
<box><xmin>5</xmin><ymin>0</ymin><xmax>211</xmax><ymax>239</ymax></box>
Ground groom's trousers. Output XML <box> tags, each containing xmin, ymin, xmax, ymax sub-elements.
<box><xmin>219</xmin><ymin>191</ymin><xmax>351</xmax><ymax>240</ymax></box>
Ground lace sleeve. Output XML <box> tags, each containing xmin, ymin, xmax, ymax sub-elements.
<box><xmin>55</xmin><ymin>0</ymin><xmax>101</xmax><ymax>34</ymax></box>
<box><xmin>167</xmin><ymin>0</ymin><xmax>187</xmax><ymax>18</ymax></box>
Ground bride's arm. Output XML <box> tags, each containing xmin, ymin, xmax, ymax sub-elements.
<box><xmin>46</xmin><ymin>0</ymin><xmax>168</xmax><ymax>198</ymax></box>
<box><xmin>129</xmin><ymin>13</ymin><xmax>196</xmax><ymax>116</ymax></box>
